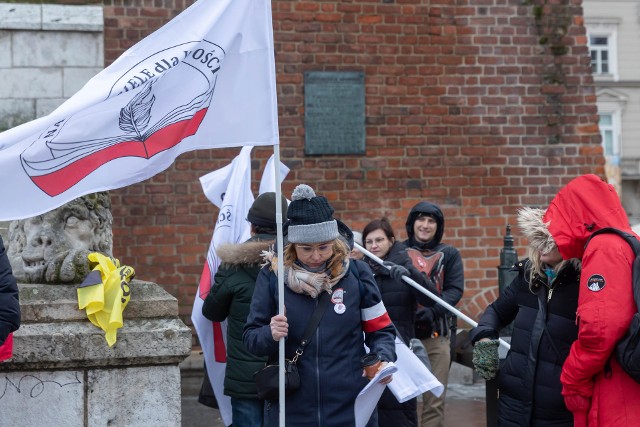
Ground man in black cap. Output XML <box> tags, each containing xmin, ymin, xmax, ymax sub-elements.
<box><xmin>202</xmin><ymin>192</ymin><xmax>287</xmax><ymax>426</ymax></box>
<box><xmin>404</xmin><ymin>202</ymin><xmax>464</xmax><ymax>427</ymax></box>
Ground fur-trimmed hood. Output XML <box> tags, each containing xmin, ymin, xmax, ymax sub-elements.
<box><xmin>216</xmin><ymin>236</ymin><xmax>275</xmax><ymax>266</ymax></box>
<box><xmin>517</xmin><ymin>207</ymin><xmax>555</xmax><ymax>255</ymax></box>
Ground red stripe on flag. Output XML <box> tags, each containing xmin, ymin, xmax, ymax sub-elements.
<box><xmin>198</xmin><ymin>262</ymin><xmax>212</xmax><ymax>299</ymax></box>
<box><xmin>198</xmin><ymin>260</ymin><xmax>226</xmax><ymax>361</ymax></box>
<box><xmin>362</xmin><ymin>312</ymin><xmax>392</xmax><ymax>333</ymax></box>
<box><xmin>213</xmin><ymin>322</ymin><xmax>226</xmax><ymax>362</ymax></box>
<box><xmin>29</xmin><ymin>108</ymin><xmax>207</xmax><ymax>197</ymax></box>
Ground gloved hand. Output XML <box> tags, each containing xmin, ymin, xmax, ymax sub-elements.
<box><xmin>563</xmin><ymin>394</ymin><xmax>590</xmax><ymax>427</ymax></box>
<box><xmin>383</xmin><ymin>261</ymin><xmax>410</xmax><ymax>281</ymax></box>
<box><xmin>416</xmin><ymin>307</ymin><xmax>435</xmax><ymax>324</ymax></box>
<box><xmin>472</xmin><ymin>339</ymin><xmax>499</xmax><ymax>381</ymax></box>
<box><xmin>415</xmin><ymin>307</ymin><xmax>435</xmax><ymax>338</ymax></box>
<box><xmin>564</xmin><ymin>393</ymin><xmax>590</xmax><ymax>412</ymax></box>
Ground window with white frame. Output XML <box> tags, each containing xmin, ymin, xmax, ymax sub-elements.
<box><xmin>590</xmin><ymin>36</ymin><xmax>610</xmax><ymax>74</ymax></box>
<box><xmin>598</xmin><ymin>112</ymin><xmax>620</xmax><ymax>157</ymax></box>
<box><xmin>586</xmin><ymin>22</ymin><xmax>618</xmax><ymax>80</ymax></box>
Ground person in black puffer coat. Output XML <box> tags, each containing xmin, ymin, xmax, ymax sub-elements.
<box><xmin>469</xmin><ymin>207</ymin><xmax>580</xmax><ymax>427</ymax></box>
<box><xmin>362</xmin><ymin>217</ymin><xmax>438</xmax><ymax>427</ymax></box>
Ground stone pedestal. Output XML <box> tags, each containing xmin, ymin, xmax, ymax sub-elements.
<box><xmin>0</xmin><ymin>280</ymin><xmax>192</xmax><ymax>427</ymax></box>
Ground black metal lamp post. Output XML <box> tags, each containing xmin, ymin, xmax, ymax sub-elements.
<box><xmin>497</xmin><ymin>224</ymin><xmax>518</xmax><ymax>335</ymax></box>
<box><xmin>486</xmin><ymin>224</ymin><xmax>519</xmax><ymax>427</ymax></box>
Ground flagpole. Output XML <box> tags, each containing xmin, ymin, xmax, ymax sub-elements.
<box><xmin>273</xmin><ymin>144</ymin><xmax>286</xmax><ymax>424</ymax></box>
<box><xmin>264</xmin><ymin>0</ymin><xmax>285</xmax><ymax>421</ymax></box>
<box><xmin>355</xmin><ymin>243</ymin><xmax>511</xmax><ymax>351</ymax></box>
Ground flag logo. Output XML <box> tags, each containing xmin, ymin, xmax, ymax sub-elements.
<box><xmin>20</xmin><ymin>41</ymin><xmax>225</xmax><ymax>197</ymax></box>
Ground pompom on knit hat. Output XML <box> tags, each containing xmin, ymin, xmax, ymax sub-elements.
<box><xmin>286</xmin><ymin>184</ymin><xmax>340</xmax><ymax>244</ymax></box>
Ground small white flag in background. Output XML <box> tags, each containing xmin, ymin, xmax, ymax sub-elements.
<box><xmin>259</xmin><ymin>155</ymin><xmax>291</xmax><ymax>197</ymax></box>
<box><xmin>0</xmin><ymin>0</ymin><xmax>277</xmax><ymax>221</ymax></box>
<box><xmin>192</xmin><ymin>147</ymin><xmax>289</xmax><ymax>426</ymax></box>
<box><xmin>192</xmin><ymin>146</ymin><xmax>253</xmax><ymax>426</ymax></box>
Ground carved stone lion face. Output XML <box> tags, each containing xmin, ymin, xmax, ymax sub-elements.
<box><xmin>7</xmin><ymin>192</ymin><xmax>113</xmax><ymax>284</ymax></box>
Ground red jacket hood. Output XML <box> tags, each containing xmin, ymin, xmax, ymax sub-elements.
<box><xmin>543</xmin><ymin>174</ymin><xmax>631</xmax><ymax>260</ymax></box>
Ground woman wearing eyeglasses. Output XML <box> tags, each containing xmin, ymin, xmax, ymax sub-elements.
<box><xmin>244</xmin><ymin>184</ymin><xmax>396</xmax><ymax>427</ymax></box>
<box><xmin>362</xmin><ymin>217</ymin><xmax>437</xmax><ymax>427</ymax></box>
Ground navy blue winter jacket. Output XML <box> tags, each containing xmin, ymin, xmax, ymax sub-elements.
<box><xmin>244</xmin><ymin>259</ymin><xmax>396</xmax><ymax>426</ymax></box>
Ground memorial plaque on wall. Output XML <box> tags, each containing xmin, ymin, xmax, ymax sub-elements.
<box><xmin>304</xmin><ymin>71</ymin><xmax>365</xmax><ymax>155</ymax></box>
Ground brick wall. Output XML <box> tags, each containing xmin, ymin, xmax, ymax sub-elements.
<box><xmin>100</xmin><ymin>0</ymin><xmax>603</xmax><ymax>339</ymax></box>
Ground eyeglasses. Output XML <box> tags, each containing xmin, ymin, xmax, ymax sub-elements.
<box><xmin>295</xmin><ymin>242</ymin><xmax>333</xmax><ymax>254</ymax></box>
<box><xmin>365</xmin><ymin>237</ymin><xmax>388</xmax><ymax>246</ymax></box>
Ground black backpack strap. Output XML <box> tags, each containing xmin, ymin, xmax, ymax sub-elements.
<box><xmin>587</xmin><ymin>227</ymin><xmax>640</xmax><ymax>255</ymax></box>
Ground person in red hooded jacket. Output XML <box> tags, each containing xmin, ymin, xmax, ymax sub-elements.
<box><xmin>544</xmin><ymin>174</ymin><xmax>640</xmax><ymax>426</ymax></box>
<box><xmin>0</xmin><ymin>235</ymin><xmax>20</xmax><ymax>361</ymax></box>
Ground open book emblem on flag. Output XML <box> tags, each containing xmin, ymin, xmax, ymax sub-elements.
<box><xmin>20</xmin><ymin>40</ymin><xmax>225</xmax><ymax>197</ymax></box>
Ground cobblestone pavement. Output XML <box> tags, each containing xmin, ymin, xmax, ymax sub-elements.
<box><xmin>180</xmin><ymin>362</ymin><xmax>487</xmax><ymax>427</ymax></box>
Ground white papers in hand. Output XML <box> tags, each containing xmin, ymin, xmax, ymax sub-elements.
<box><xmin>354</xmin><ymin>362</ymin><xmax>398</xmax><ymax>427</ymax></box>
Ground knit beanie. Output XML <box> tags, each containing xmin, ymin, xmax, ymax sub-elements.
<box><xmin>287</xmin><ymin>184</ymin><xmax>339</xmax><ymax>244</ymax></box>
<box><xmin>247</xmin><ymin>192</ymin><xmax>288</xmax><ymax>229</ymax></box>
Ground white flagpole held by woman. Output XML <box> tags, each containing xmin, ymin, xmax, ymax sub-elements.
<box><xmin>273</xmin><ymin>144</ymin><xmax>286</xmax><ymax>423</ymax></box>
<box><xmin>263</xmin><ymin>0</ymin><xmax>286</xmax><ymax>418</ymax></box>
<box><xmin>355</xmin><ymin>243</ymin><xmax>511</xmax><ymax>351</ymax></box>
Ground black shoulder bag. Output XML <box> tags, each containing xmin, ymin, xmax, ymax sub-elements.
<box><xmin>254</xmin><ymin>291</ymin><xmax>331</xmax><ymax>401</ymax></box>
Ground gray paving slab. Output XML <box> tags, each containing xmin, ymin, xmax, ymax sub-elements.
<box><xmin>180</xmin><ymin>361</ymin><xmax>488</xmax><ymax>427</ymax></box>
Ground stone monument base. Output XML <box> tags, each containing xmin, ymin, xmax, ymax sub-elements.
<box><xmin>0</xmin><ymin>280</ymin><xmax>192</xmax><ymax>427</ymax></box>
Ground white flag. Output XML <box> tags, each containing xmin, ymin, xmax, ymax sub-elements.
<box><xmin>192</xmin><ymin>148</ymin><xmax>289</xmax><ymax>425</ymax></box>
<box><xmin>0</xmin><ymin>0</ymin><xmax>277</xmax><ymax>221</ymax></box>
<box><xmin>259</xmin><ymin>155</ymin><xmax>290</xmax><ymax>196</ymax></box>
<box><xmin>192</xmin><ymin>146</ymin><xmax>253</xmax><ymax>426</ymax></box>
<box><xmin>388</xmin><ymin>337</ymin><xmax>443</xmax><ymax>402</ymax></box>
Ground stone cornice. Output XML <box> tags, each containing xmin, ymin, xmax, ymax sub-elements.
<box><xmin>0</xmin><ymin>3</ymin><xmax>103</xmax><ymax>32</ymax></box>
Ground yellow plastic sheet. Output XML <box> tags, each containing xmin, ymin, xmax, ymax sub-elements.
<box><xmin>77</xmin><ymin>253</ymin><xmax>135</xmax><ymax>347</ymax></box>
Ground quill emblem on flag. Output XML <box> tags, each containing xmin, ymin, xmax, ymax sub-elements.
<box><xmin>119</xmin><ymin>81</ymin><xmax>156</xmax><ymax>139</ymax></box>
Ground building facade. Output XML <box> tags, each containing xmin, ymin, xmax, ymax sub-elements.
<box><xmin>583</xmin><ymin>0</ymin><xmax>640</xmax><ymax>223</ymax></box>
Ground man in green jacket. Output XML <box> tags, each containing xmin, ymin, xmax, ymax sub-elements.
<box><xmin>202</xmin><ymin>192</ymin><xmax>287</xmax><ymax>427</ymax></box>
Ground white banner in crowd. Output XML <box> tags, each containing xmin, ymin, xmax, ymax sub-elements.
<box><xmin>389</xmin><ymin>337</ymin><xmax>444</xmax><ymax>402</ymax></box>
<box><xmin>192</xmin><ymin>146</ymin><xmax>253</xmax><ymax>426</ymax></box>
<box><xmin>192</xmin><ymin>147</ymin><xmax>289</xmax><ymax>426</ymax></box>
<box><xmin>0</xmin><ymin>0</ymin><xmax>278</xmax><ymax>220</ymax></box>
